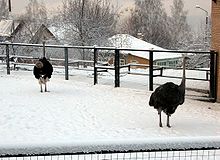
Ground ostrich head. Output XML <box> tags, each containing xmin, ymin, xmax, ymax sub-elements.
<box><xmin>35</xmin><ymin>61</ymin><xmax>43</xmax><ymax>69</ymax></box>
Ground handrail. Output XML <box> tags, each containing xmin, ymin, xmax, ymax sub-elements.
<box><xmin>0</xmin><ymin>42</ymin><xmax>212</xmax><ymax>54</ymax></box>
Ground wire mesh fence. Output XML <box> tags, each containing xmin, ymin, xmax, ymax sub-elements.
<box><xmin>1</xmin><ymin>150</ymin><xmax>220</xmax><ymax>160</ymax></box>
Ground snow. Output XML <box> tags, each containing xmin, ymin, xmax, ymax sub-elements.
<box><xmin>108</xmin><ymin>34</ymin><xmax>182</xmax><ymax>60</ymax></box>
<box><xmin>0</xmin><ymin>66</ymin><xmax>220</xmax><ymax>155</ymax></box>
<box><xmin>1</xmin><ymin>137</ymin><xmax>220</xmax><ymax>156</ymax></box>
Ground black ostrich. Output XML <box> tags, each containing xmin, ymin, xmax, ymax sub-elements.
<box><xmin>33</xmin><ymin>57</ymin><xmax>53</xmax><ymax>92</ymax></box>
<box><xmin>149</xmin><ymin>55</ymin><xmax>188</xmax><ymax>128</ymax></box>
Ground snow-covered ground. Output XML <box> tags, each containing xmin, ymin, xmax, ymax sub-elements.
<box><xmin>0</xmin><ymin>66</ymin><xmax>220</xmax><ymax>156</ymax></box>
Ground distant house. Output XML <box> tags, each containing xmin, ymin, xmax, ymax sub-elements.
<box><xmin>0</xmin><ymin>20</ymin><xmax>57</xmax><ymax>44</ymax></box>
<box><xmin>30</xmin><ymin>24</ymin><xmax>56</xmax><ymax>44</ymax></box>
<box><xmin>108</xmin><ymin>34</ymin><xmax>182</xmax><ymax>68</ymax></box>
<box><xmin>0</xmin><ymin>19</ymin><xmax>24</xmax><ymax>42</ymax></box>
<box><xmin>154</xmin><ymin>57</ymin><xmax>181</xmax><ymax>67</ymax></box>
<box><xmin>0</xmin><ymin>20</ymin><xmax>59</xmax><ymax>57</ymax></box>
<box><xmin>26</xmin><ymin>24</ymin><xmax>59</xmax><ymax>58</ymax></box>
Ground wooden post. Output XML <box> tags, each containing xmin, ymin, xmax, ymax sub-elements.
<box><xmin>94</xmin><ymin>47</ymin><xmax>98</xmax><ymax>85</ymax></box>
<box><xmin>114</xmin><ymin>49</ymin><xmax>120</xmax><ymax>87</ymax></box>
<box><xmin>64</xmin><ymin>47</ymin><xmax>69</xmax><ymax>80</ymax></box>
<box><xmin>43</xmin><ymin>41</ymin><xmax>46</xmax><ymax>57</ymax></box>
<box><xmin>160</xmin><ymin>67</ymin><xmax>163</xmax><ymax>77</ymax></box>
<box><xmin>128</xmin><ymin>64</ymin><xmax>131</xmax><ymax>73</ymax></box>
<box><xmin>6</xmin><ymin>44</ymin><xmax>10</xmax><ymax>75</ymax></box>
<box><xmin>8</xmin><ymin>0</ymin><xmax>11</xmax><ymax>12</ymax></box>
<box><xmin>149</xmin><ymin>50</ymin><xmax>154</xmax><ymax>91</ymax></box>
<box><xmin>209</xmin><ymin>50</ymin><xmax>217</xmax><ymax>101</ymax></box>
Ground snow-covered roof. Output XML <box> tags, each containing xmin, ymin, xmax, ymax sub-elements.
<box><xmin>49</xmin><ymin>26</ymin><xmax>65</xmax><ymax>40</ymax></box>
<box><xmin>108</xmin><ymin>34</ymin><xmax>182</xmax><ymax>60</ymax></box>
<box><xmin>0</xmin><ymin>20</ymin><xmax>19</xmax><ymax>37</ymax></box>
<box><xmin>29</xmin><ymin>24</ymin><xmax>56</xmax><ymax>44</ymax></box>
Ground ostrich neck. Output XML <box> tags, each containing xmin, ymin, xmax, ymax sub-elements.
<box><xmin>179</xmin><ymin>57</ymin><xmax>186</xmax><ymax>88</ymax></box>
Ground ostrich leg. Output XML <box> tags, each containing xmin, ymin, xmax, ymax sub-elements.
<box><xmin>39</xmin><ymin>78</ymin><xmax>43</xmax><ymax>92</ymax></box>
<box><xmin>45</xmin><ymin>82</ymin><xmax>47</xmax><ymax>92</ymax></box>
<box><xmin>40</xmin><ymin>83</ymin><xmax>43</xmax><ymax>92</ymax></box>
<box><xmin>158</xmin><ymin>109</ymin><xmax>163</xmax><ymax>127</ymax></box>
<box><xmin>167</xmin><ymin>115</ymin><xmax>171</xmax><ymax>128</ymax></box>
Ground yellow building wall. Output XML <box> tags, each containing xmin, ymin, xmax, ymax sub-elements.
<box><xmin>108</xmin><ymin>54</ymin><xmax>149</xmax><ymax>69</ymax></box>
<box><xmin>127</xmin><ymin>54</ymin><xmax>149</xmax><ymax>69</ymax></box>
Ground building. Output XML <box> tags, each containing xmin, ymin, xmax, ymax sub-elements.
<box><xmin>211</xmin><ymin>0</ymin><xmax>220</xmax><ymax>101</ymax></box>
<box><xmin>0</xmin><ymin>20</ymin><xmax>59</xmax><ymax>57</ymax></box>
<box><xmin>0</xmin><ymin>19</ymin><xmax>57</xmax><ymax>44</ymax></box>
<box><xmin>30</xmin><ymin>24</ymin><xmax>56</xmax><ymax>44</ymax></box>
<box><xmin>25</xmin><ymin>24</ymin><xmax>59</xmax><ymax>58</ymax></box>
<box><xmin>108</xmin><ymin>34</ymin><xmax>182</xmax><ymax>68</ymax></box>
<box><xmin>0</xmin><ymin>19</ymin><xmax>24</xmax><ymax>42</ymax></box>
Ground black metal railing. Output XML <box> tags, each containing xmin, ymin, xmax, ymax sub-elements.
<box><xmin>0</xmin><ymin>42</ymin><xmax>217</xmax><ymax>101</ymax></box>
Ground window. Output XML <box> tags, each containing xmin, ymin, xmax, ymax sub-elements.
<box><xmin>120</xmin><ymin>59</ymin><xmax>125</xmax><ymax>65</ymax></box>
<box><xmin>130</xmin><ymin>60</ymin><xmax>138</xmax><ymax>64</ymax></box>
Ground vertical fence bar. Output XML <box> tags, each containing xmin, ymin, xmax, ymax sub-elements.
<box><xmin>149</xmin><ymin>50</ymin><xmax>154</xmax><ymax>91</ymax></box>
<box><xmin>115</xmin><ymin>49</ymin><xmax>120</xmax><ymax>87</ymax></box>
<box><xmin>94</xmin><ymin>47</ymin><xmax>98</xmax><ymax>85</ymax></box>
<box><xmin>64</xmin><ymin>47</ymin><xmax>69</xmax><ymax>80</ymax></box>
<box><xmin>209</xmin><ymin>50</ymin><xmax>216</xmax><ymax>101</ymax></box>
<box><xmin>43</xmin><ymin>41</ymin><xmax>46</xmax><ymax>57</ymax></box>
<box><xmin>6</xmin><ymin>44</ymin><xmax>10</xmax><ymax>75</ymax></box>
<box><xmin>8</xmin><ymin>0</ymin><xmax>11</xmax><ymax>12</ymax></box>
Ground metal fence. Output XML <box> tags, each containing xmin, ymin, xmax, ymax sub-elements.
<box><xmin>1</xmin><ymin>145</ymin><xmax>220</xmax><ymax>160</ymax></box>
<box><xmin>0</xmin><ymin>42</ymin><xmax>218</xmax><ymax>101</ymax></box>
<box><xmin>1</xmin><ymin>137</ymin><xmax>220</xmax><ymax>159</ymax></box>
<box><xmin>0</xmin><ymin>150</ymin><xmax>220</xmax><ymax>160</ymax></box>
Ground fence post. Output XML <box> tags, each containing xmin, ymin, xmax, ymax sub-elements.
<box><xmin>94</xmin><ymin>47</ymin><xmax>98</xmax><ymax>85</ymax></box>
<box><xmin>209</xmin><ymin>50</ymin><xmax>217</xmax><ymax>101</ymax></box>
<box><xmin>43</xmin><ymin>41</ymin><xmax>46</xmax><ymax>57</ymax></box>
<box><xmin>160</xmin><ymin>67</ymin><xmax>163</xmax><ymax>76</ymax></box>
<box><xmin>115</xmin><ymin>49</ymin><xmax>120</xmax><ymax>87</ymax></box>
<box><xmin>6</xmin><ymin>44</ymin><xmax>10</xmax><ymax>75</ymax></box>
<box><xmin>149</xmin><ymin>50</ymin><xmax>154</xmax><ymax>91</ymax></box>
<box><xmin>64</xmin><ymin>47</ymin><xmax>69</xmax><ymax>80</ymax></box>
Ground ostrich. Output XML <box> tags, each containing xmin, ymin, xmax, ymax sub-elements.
<box><xmin>33</xmin><ymin>57</ymin><xmax>53</xmax><ymax>92</ymax></box>
<box><xmin>149</xmin><ymin>55</ymin><xmax>188</xmax><ymax>127</ymax></box>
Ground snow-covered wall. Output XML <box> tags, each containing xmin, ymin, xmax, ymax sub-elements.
<box><xmin>1</xmin><ymin>137</ymin><xmax>220</xmax><ymax>156</ymax></box>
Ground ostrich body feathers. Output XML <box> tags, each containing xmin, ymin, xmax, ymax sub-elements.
<box><xmin>149</xmin><ymin>82</ymin><xmax>185</xmax><ymax>115</ymax></box>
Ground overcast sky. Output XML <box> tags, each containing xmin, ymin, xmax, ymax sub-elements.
<box><xmin>10</xmin><ymin>0</ymin><xmax>211</xmax><ymax>31</ymax></box>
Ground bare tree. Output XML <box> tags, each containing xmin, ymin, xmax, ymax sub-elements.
<box><xmin>169</xmin><ymin>0</ymin><xmax>191</xmax><ymax>50</ymax></box>
<box><xmin>120</xmin><ymin>0</ymin><xmax>172</xmax><ymax>49</ymax></box>
<box><xmin>0</xmin><ymin>0</ymin><xmax>9</xmax><ymax>20</ymax></box>
<box><xmin>10</xmin><ymin>0</ymin><xmax>49</xmax><ymax>57</ymax></box>
<box><xmin>18</xmin><ymin>0</ymin><xmax>48</xmax><ymax>37</ymax></box>
<box><xmin>54</xmin><ymin>0</ymin><xmax>117</xmax><ymax>59</ymax></box>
